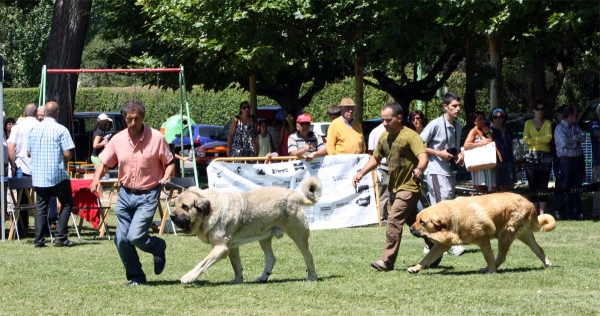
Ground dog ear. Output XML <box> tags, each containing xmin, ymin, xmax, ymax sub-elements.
<box><xmin>432</xmin><ymin>217</ymin><xmax>448</xmax><ymax>231</ymax></box>
<box><xmin>194</xmin><ymin>196</ymin><xmax>211</xmax><ymax>216</ymax></box>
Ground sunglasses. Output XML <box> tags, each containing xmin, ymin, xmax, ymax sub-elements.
<box><xmin>412</xmin><ymin>117</ymin><xmax>422</xmax><ymax>121</ymax></box>
<box><xmin>493</xmin><ymin>115</ymin><xmax>504</xmax><ymax>119</ymax></box>
<box><xmin>298</xmin><ymin>122</ymin><xmax>311</xmax><ymax>126</ymax></box>
<box><xmin>535</xmin><ymin>107</ymin><xmax>545</xmax><ymax>111</ymax></box>
<box><xmin>241</xmin><ymin>106</ymin><xmax>250</xmax><ymax>110</ymax></box>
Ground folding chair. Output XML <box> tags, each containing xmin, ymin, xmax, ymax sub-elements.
<box><xmin>70</xmin><ymin>179</ymin><xmax>111</xmax><ymax>240</ymax></box>
<box><xmin>6</xmin><ymin>177</ymin><xmax>38</xmax><ymax>243</ymax></box>
<box><xmin>158</xmin><ymin>177</ymin><xmax>196</xmax><ymax>235</ymax></box>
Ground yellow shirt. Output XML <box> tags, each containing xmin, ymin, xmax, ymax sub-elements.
<box><xmin>326</xmin><ymin>117</ymin><xmax>366</xmax><ymax>155</ymax></box>
<box><xmin>523</xmin><ymin>119</ymin><xmax>552</xmax><ymax>152</ymax></box>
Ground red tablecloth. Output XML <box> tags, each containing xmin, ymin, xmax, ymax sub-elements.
<box><xmin>70</xmin><ymin>179</ymin><xmax>101</xmax><ymax>229</ymax></box>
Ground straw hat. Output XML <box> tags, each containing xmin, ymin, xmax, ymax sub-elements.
<box><xmin>339</xmin><ymin>98</ymin><xmax>357</xmax><ymax>107</ymax></box>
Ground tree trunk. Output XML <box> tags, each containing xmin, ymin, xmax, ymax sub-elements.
<box><xmin>488</xmin><ymin>33</ymin><xmax>502</xmax><ymax>111</ymax></box>
<box><xmin>464</xmin><ymin>36</ymin><xmax>477</xmax><ymax>130</ymax></box>
<box><xmin>354</xmin><ymin>56</ymin><xmax>365</xmax><ymax>123</ymax></box>
<box><xmin>43</xmin><ymin>0</ymin><xmax>92</xmax><ymax>130</ymax></box>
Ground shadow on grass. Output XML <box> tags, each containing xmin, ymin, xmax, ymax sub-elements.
<box><xmin>158</xmin><ymin>275</ymin><xmax>342</xmax><ymax>287</ymax></box>
<box><xmin>428</xmin><ymin>265</ymin><xmax>550</xmax><ymax>275</ymax></box>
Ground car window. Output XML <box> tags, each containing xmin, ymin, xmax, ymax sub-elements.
<box><xmin>199</xmin><ymin>127</ymin><xmax>222</xmax><ymax>137</ymax></box>
<box><xmin>320</xmin><ymin>124</ymin><xmax>329</xmax><ymax>135</ymax></box>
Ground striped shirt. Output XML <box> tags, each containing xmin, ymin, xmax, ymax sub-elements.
<box><xmin>554</xmin><ymin>120</ymin><xmax>585</xmax><ymax>158</ymax></box>
<box><xmin>27</xmin><ymin>118</ymin><xmax>75</xmax><ymax>187</ymax></box>
<box><xmin>288</xmin><ymin>131</ymin><xmax>325</xmax><ymax>156</ymax></box>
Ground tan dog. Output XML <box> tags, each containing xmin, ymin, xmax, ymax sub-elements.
<box><xmin>408</xmin><ymin>192</ymin><xmax>556</xmax><ymax>274</ymax></box>
<box><xmin>170</xmin><ymin>177</ymin><xmax>321</xmax><ymax>284</ymax></box>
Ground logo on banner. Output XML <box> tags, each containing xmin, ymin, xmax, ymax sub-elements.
<box><xmin>272</xmin><ymin>181</ymin><xmax>290</xmax><ymax>188</ymax></box>
<box><xmin>233</xmin><ymin>181</ymin><xmax>245</xmax><ymax>188</ymax></box>
<box><xmin>355</xmin><ymin>184</ymin><xmax>369</xmax><ymax>194</ymax></box>
<box><xmin>272</xmin><ymin>168</ymin><xmax>289</xmax><ymax>175</ymax></box>
<box><xmin>310</xmin><ymin>162</ymin><xmax>322</xmax><ymax>170</ymax></box>
<box><xmin>353</xmin><ymin>157</ymin><xmax>361</xmax><ymax>166</ymax></box>
<box><xmin>320</xmin><ymin>206</ymin><xmax>332</xmax><ymax>212</ymax></box>
<box><xmin>235</xmin><ymin>166</ymin><xmax>244</xmax><ymax>176</ymax></box>
<box><xmin>333</xmin><ymin>175</ymin><xmax>348</xmax><ymax>182</ymax></box>
<box><xmin>212</xmin><ymin>183</ymin><xmax>229</xmax><ymax>189</ymax></box>
<box><xmin>216</xmin><ymin>170</ymin><xmax>223</xmax><ymax>178</ymax></box>
<box><xmin>335</xmin><ymin>201</ymin><xmax>350</xmax><ymax>208</ymax></box>
<box><xmin>356</xmin><ymin>196</ymin><xmax>371</xmax><ymax>207</ymax></box>
<box><xmin>320</xmin><ymin>160</ymin><xmax>346</xmax><ymax>168</ymax></box>
<box><xmin>255</xmin><ymin>168</ymin><xmax>265</xmax><ymax>175</ymax></box>
<box><xmin>294</xmin><ymin>178</ymin><xmax>303</xmax><ymax>184</ymax></box>
<box><xmin>293</xmin><ymin>162</ymin><xmax>305</xmax><ymax>171</ymax></box>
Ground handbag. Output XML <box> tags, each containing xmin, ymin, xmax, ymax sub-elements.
<box><xmin>463</xmin><ymin>141</ymin><xmax>498</xmax><ymax>172</ymax></box>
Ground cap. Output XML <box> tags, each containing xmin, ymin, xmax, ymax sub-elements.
<box><xmin>97</xmin><ymin>113</ymin><xmax>113</xmax><ymax>121</ymax></box>
<box><xmin>339</xmin><ymin>98</ymin><xmax>357</xmax><ymax>107</ymax></box>
<box><xmin>297</xmin><ymin>114</ymin><xmax>313</xmax><ymax>123</ymax></box>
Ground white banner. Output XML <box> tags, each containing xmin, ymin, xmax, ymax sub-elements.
<box><xmin>206</xmin><ymin>155</ymin><xmax>378</xmax><ymax>230</ymax></box>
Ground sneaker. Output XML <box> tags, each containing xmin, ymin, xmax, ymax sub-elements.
<box><xmin>370</xmin><ymin>259</ymin><xmax>392</xmax><ymax>272</ymax></box>
<box><xmin>447</xmin><ymin>245</ymin><xmax>466</xmax><ymax>256</ymax></box>
<box><xmin>424</xmin><ymin>244</ymin><xmax>449</xmax><ymax>255</ymax></box>
<box><xmin>123</xmin><ymin>280</ymin><xmax>147</xmax><ymax>287</ymax></box>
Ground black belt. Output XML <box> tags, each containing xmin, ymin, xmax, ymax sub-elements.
<box><xmin>121</xmin><ymin>185</ymin><xmax>158</xmax><ymax>195</ymax></box>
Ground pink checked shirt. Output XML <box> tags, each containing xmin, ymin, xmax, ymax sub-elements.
<box><xmin>99</xmin><ymin>126</ymin><xmax>173</xmax><ymax>190</ymax></box>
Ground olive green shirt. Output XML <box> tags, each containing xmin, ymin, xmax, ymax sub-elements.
<box><xmin>373</xmin><ymin>127</ymin><xmax>425</xmax><ymax>193</ymax></box>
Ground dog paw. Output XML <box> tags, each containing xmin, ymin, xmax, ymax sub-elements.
<box><xmin>407</xmin><ymin>266</ymin><xmax>421</xmax><ymax>274</ymax></box>
<box><xmin>255</xmin><ymin>276</ymin><xmax>269</xmax><ymax>283</ymax></box>
<box><xmin>180</xmin><ymin>273</ymin><xmax>198</xmax><ymax>284</ymax></box>
<box><xmin>306</xmin><ymin>274</ymin><xmax>317</xmax><ymax>282</ymax></box>
<box><xmin>544</xmin><ymin>263</ymin><xmax>553</xmax><ymax>269</ymax></box>
<box><xmin>229</xmin><ymin>277</ymin><xmax>244</xmax><ymax>284</ymax></box>
<box><xmin>479</xmin><ymin>267</ymin><xmax>495</xmax><ymax>274</ymax></box>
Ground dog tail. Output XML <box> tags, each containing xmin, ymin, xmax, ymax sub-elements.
<box><xmin>297</xmin><ymin>177</ymin><xmax>322</xmax><ymax>205</ymax></box>
<box><xmin>535</xmin><ymin>214</ymin><xmax>556</xmax><ymax>232</ymax></box>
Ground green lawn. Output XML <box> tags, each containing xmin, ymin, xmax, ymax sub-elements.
<box><xmin>1</xmin><ymin>212</ymin><xmax>599</xmax><ymax>315</ymax></box>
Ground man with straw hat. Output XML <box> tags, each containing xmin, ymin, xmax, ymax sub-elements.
<box><xmin>326</xmin><ymin>98</ymin><xmax>366</xmax><ymax>155</ymax></box>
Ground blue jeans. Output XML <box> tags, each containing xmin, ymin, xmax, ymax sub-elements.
<box><xmin>114</xmin><ymin>186</ymin><xmax>165</xmax><ymax>282</ymax></box>
<box><xmin>556</xmin><ymin>157</ymin><xmax>584</xmax><ymax>219</ymax></box>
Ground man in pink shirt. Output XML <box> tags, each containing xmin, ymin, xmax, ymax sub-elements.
<box><xmin>91</xmin><ymin>99</ymin><xmax>174</xmax><ymax>286</ymax></box>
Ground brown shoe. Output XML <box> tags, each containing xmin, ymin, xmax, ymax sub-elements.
<box><xmin>370</xmin><ymin>260</ymin><xmax>392</xmax><ymax>272</ymax></box>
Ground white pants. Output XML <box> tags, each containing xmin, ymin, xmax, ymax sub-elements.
<box><xmin>425</xmin><ymin>173</ymin><xmax>455</xmax><ymax>205</ymax></box>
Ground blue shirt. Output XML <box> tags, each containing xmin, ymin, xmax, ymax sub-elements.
<box><xmin>27</xmin><ymin>118</ymin><xmax>75</xmax><ymax>187</ymax></box>
<box><xmin>420</xmin><ymin>115</ymin><xmax>462</xmax><ymax>176</ymax></box>
<box><xmin>591</xmin><ymin>120</ymin><xmax>600</xmax><ymax>166</ymax></box>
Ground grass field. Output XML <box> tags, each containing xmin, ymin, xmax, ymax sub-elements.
<box><xmin>1</xmin><ymin>209</ymin><xmax>600</xmax><ymax>315</ymax></box>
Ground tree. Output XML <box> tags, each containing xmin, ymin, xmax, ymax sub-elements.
<box><xmin>0</xmin><ymin>1</ymin><xmax>53</xmax><ymax>88</ymax></box>
<box><xmin>43</xmin><ymin>0</ymin><xmax>92</xmax><ymax>127</ymax></box>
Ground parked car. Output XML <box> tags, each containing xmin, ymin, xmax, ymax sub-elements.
<box><xmin>195</xmin><ymin>106</ymin><xmax>292</xmax><ymax>168</ymax></box>
<box><xmin>72</xmin><ymin>112</ymin><xmax>126</xmax><ymax>162</ymax></box>
<box><xmin>170</xmin><ymin>124</ymin><xmax>223</xmax><ymax>149</ymax></box>
<box><xmin>310</xmin><ymin>122</ymin><xmax>330</xmax><ymax>142</ymax></box>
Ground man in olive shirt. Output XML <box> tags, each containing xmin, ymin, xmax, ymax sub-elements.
<box><xmin>353</xmin><ymin>102</ymin><xmax>430</xmax><ymax>272</ymax></box>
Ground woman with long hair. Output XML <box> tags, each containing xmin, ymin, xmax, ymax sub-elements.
<box><xmin>90</xmin><ymin>114</ymin><xmax>113</xmax><ymax>167</ymax></box>
<box><xmin>227</xmin><ymin>101</ymin><xmax>257</xmax><ymax>157</ymax></box>
<box><xmin>523</xmin><ymin>100</ymin><xmax>553</xmax><ymax>214</ymax></box>
<box><xmin>408</xmin><ymin>110</ymin><xmax>428</xmax><ymax>134</ymax></box>
<box><xmin>3</xmin><ymin>117</ymin><xmax>15</xmax><ymax>140</ymax></box>
<box><xmin>490</xmin><ymin>107</ymin><xmax>515</xmax><ymax>191</ymax></box>
<box><xmin>464</xmin><ymin>111</ymin><xmax>496</xmax><ymax>192</ymax></box>
<box><xmin>279</xmin><ymin>112</ymin><xmax>296</xmax><ymax>156</ymax></box>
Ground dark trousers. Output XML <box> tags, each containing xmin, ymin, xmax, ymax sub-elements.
<box><xmin>34</xmin><ymin>180</ymin><xmax>73</xmax><ymax>245</ymax></box>
<box><xmin>556</xmin><ymin>156</ymin><xmax>584</xmax><ymax>219</ymax></box>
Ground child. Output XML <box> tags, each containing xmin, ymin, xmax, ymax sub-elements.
<box><xmin>255</xmin><ymin>120</ymin><xmax>275</xmax><ymax>157</ymax></box>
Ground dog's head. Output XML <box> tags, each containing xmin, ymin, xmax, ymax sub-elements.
<box><xmin>410</xmin><ymin>207</ymin><xmax>448</xmax><ymax>239</ymax></box>
<box><xmin>170</xmin><ymin>187</ymin><xmax>211</xmax><ymax>234</ymax></box>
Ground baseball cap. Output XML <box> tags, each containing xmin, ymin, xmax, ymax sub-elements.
<box><xmin>297</xmin><ymin>114</ymin><xmax>313</xmax><ymax>123</ymax></box>
<box><xmin>97</xmin><ymin>113</ymin><xmax>113</xmax><ymax>121</ymax></box>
